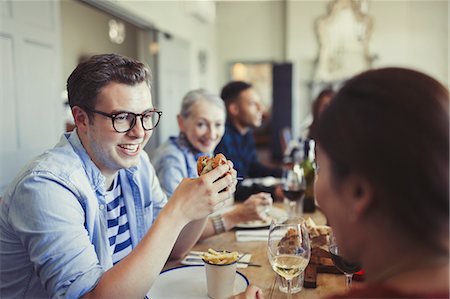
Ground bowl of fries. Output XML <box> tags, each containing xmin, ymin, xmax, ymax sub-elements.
<box><xmin>202</xmin><ymin>248</ymin><xmax>239</xmax><ymax>299</ymax></box>
<box><xmin>202</xmin><ymin>248</ymin><xmax>239</xmax><ymax>265</ymax></box>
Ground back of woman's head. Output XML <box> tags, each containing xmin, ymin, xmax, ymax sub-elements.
<box><xmin>317</xmin><ymin>67</ymin><xmax>449</xmax><ymax>253</ymax></box>
<box><xmin>179</xmin><ymin>89</ymin><xmax>225</xmax><ymax>118</ymax></box>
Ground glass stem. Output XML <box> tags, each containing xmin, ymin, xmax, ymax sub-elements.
<box><xmin>288</xmin><ymin>200</ymin><xmax>296</xmax><ymax>218</ymax></box>
<box><xmin>287</xmin><ymin>278</ymin><xmax>293</xmax><ymax>299</ymax></box>
<box><xmin>345</xmin><ymin>274</ymin><xmax>353</xmax><ymax>289</ymax></box>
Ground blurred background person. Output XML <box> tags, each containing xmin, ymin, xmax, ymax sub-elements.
<box><xmin>307</xmin><ymin>88</ymin><xmax>335</xmax><ymax>140</ymax></box>
<box><xmin>152</xmin><ymin>89</ymin><xmax>272</xmax><ymax>239</ymax></box>
<box><xmin>215</xmin><ymin>81</ymin><xmax>283</xmax><ymax>201</ymax></box>
<box><xmin>216</xmin><ymin>81</ymin><xmax>282</xmax><ymax>178</ymax></box>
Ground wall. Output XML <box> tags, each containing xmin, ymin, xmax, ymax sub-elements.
<box><xmin>216</xmin><ymin>1</ymin><xmax>285</xmax><ymax>88</ymax></box>
<box><xmin>60</xmin><ymin>0</ymin><xmax>139</xmax><ymax>83</ymax></box>
<box><xmin>1</xmin><ymin>1</ymin><xmax>62</xmax><ymax>192</ymax></box>
<box><xmin>285</xmin><ymin>0</ymin><xmax>326</xmax><ymax>139</ymax></box>
<box><xmin>285</xmin><ymin>0</ymin><xmax>448</xmax><ymax>138</ymax></box>
<box><xmin>370</xmin><ymin>1</ymin><xmax>448</xmax><ymax>83</ymax></box>
<box><xmin>114</xmin><ymin>0</ymin><xmax>218</xmax><ymax>91</ymax></box>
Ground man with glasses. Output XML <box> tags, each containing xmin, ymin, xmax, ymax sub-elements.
<box><xmin>0</xmin><ymin>54</ymin><xmax>236</xmax><ymax>298</ymax></box>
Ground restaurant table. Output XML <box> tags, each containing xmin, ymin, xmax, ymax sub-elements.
<box><xmin>163</xmin><ymin>204</ymin><xmax>363</xmax><ymax>298</ymax></box>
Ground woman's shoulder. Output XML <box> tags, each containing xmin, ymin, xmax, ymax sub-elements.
<box><xmin>150</xmin><ymin>138</ymin><xmax>185</xmax><ymax>165</ymax></box>
<box><xmin>328</xmin><ymin>284</ymin><xmax>449</xmax><ymax>298</ymax></box>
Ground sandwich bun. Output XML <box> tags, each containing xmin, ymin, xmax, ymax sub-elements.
<box><xmin>197</xmin><ymin>153</ymin><xmax>227</xmax><ymax>176</ymax></box>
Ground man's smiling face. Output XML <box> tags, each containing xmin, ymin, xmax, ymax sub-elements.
<box><xmin>83</xmin><ymin>81</ymin><xmax>153</xmax><ymax>177</ymax></box>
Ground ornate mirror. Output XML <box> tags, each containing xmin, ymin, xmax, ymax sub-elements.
<box><xmin>313</xmin><ymin>0</ymin><xmax>374</xmax><ymax>83</ymax></box>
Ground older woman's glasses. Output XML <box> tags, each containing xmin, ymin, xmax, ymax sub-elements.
<box><xmin>83</xmin><ymin>107</ymin><xmax>162</xmax><ymax>133</ymax></box>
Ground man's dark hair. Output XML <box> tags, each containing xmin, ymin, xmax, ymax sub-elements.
<box><xmin>67</xmin><ymin>53</ymin><xmax>151</xmax><ymax>116</ymax></box>
<box><xmin>220</xmin><ymin>81</ymin><xmax>252</xmax><ymax>105</ymax></box>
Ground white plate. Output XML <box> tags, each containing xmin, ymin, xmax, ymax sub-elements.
<box><xmin>147</xmin><ymin>265</ymin><xmax>249</xmax><ymax>298</ymax></box>
<box><xmin>241</xmin><ymin>176</ymin><xmax>282</xmax><ymax>187</ymax></box>
<box><xmin>235</xmin><ymin>206</ymin><xmax>287</xmax><ymax>229</ymax></box>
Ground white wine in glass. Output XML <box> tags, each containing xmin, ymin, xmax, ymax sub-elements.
<box><xmin>272</xmin><ymin>255</ymin><xmax>309</xmax><ymax>280</ymax></box>
<box><xmin>268</xmin><ymin>219</ymin><xmax>310</xmax><ymax>298</ymax></box>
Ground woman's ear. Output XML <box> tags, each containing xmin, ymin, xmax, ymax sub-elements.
<box><xmin>345</xmin><ymin>174</ymin><xmax>374</xmax><ymax>221</ymax></box>
<box><xmin>71</xmin><ymin>106</ymin><xmax>89</xmax><ymax>132</ymax></box>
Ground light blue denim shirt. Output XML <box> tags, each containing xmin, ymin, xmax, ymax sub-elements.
<box><xmin>151</xmin><ymin>135</ymin><xmax>209</xmax><ymax>197</ymax></box>
<box><xmin>0</xmin><ymin>131</ymin><xmax>167</xmax><ymax>298</ymax></box>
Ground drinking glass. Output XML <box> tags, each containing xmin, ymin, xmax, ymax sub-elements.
<box><xmin>268</xmin><ymin>219</ymin><xmax>311</xmax><ymax>299</ymax></box>
<box><xmin>282</xmin><ymin>164</ymin><xmax>307</xmax><ymax>219</ymax></box>
<box><xmin>329</xmin><ymin>232</ymin><xmax>362</xmax><ymax>289</ymax></box>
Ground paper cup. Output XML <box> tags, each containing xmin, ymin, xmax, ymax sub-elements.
<box><xmin>203</xmin><ymin>259</ymin><xmax>237</xmax><ymax>299</ymax></box>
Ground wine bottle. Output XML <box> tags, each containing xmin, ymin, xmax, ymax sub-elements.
<box><xmin>302</xmin><ymin>139</ymin><xmax>316</xmax><ymax>213</ymax></box>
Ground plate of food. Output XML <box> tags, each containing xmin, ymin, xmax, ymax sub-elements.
<box><xmin>235</xmin><ymin>206</ymin><xmax>288</xmax><ymax>229</ymax></box>
<box><xmin>147</xmin><ymin>265</ymin><xmax>249</xmax><ymax>299</ymax></box>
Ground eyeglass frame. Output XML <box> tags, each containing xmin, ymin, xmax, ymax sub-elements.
<box><xmin>81</xmin><ymin>106</ymin><xmax>163</xmax><ymax>133</ymax></box>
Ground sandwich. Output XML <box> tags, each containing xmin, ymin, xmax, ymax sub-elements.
<box><xmin>197</xmin><ymin>153</ymin><xmax>227</xmax><ymax>176</ymax></box>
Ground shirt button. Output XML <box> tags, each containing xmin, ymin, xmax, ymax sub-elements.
<box><xmin>99</xmin><ymin>204</ymin><xmax>105</xmax><ymax>210</ymax></box>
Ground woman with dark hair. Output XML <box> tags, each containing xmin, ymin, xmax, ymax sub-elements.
<box><xmin>314</xmin><ymin>67</ymin><xmax>449</xmax><ymax>298</ymax></box>
<box><xmin>308</xmin><ymin>88</ymin><xmax>335</xmax><ymax>140</ymax></box>
<box><xmin>234</xmin><ymin>67</ymin><xmax>449</xmax><ymax>298</ymax></box>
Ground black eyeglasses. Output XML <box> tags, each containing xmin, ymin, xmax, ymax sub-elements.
<box><xmin>83</xmin><ymin>107</ymin><xmax>162</xmax><ymax>133</ymax></box>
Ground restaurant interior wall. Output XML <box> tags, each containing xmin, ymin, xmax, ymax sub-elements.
<box><xmin>0</xmin><ymin>1</ymin><xmax>62</xmax><ymax>194</ymax></box>
<box><xmin>216</xmin><ymin>1</ymin><xmax>286</xmax><ymax>86</ymax></box>
<box><xmin>114</xmin><ymin>0</ymin><xmax>219</xmax><ymax>92</ymax></box>
<box><xmin>215</xmin><ymin>0</ymin><xmax>449</xmax><ymax>140</ymax></box>
<box><xmin>60</xmin><ymin>0</ymin><xmax>139</xmax><ymax>82</ymax></box>
<box><xmin>285</xmin><ymin>0</ymin><xmax>448</xmax><ymax>139</ymax></box>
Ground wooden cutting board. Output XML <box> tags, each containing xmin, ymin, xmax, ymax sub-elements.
<box><xmin>304</xmin><ymin>247</ymin><xmax>341</xmax><ymax>288</ymax></box>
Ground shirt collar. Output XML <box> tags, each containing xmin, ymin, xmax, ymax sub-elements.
<box><xmin>226</xmin><ymin>119</ymin><xmax>252</xmax><ymax>137</ymax></box>
<box><xmin>66</xmin><ymin>130</ymin><xmax>140</xmax><ymax>194</ymax></box>
<box><xmin>66</xmin><ymin>130</ymin><xmax>107</xmax><ymax>193</ymax></box>
<box><xmin>173</xmin><ymin>134</ymin><xmax>210</xmax><ymax>159</ymax></box>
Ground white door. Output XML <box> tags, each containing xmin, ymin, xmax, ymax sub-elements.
<box><xmin>0</xmin><ymin>1</ymin><xmax>62</xmax><ymax>193</ymax></box>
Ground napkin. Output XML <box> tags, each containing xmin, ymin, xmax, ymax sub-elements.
<box><xmin>235</xmin><ymin>229</ymin><xmax>269</xmax><ymax>242</ymax></box>
<box><xmin>181</xmin><ymin>251</ymin><xmax>252</xmax><ymax>269</ymax></box>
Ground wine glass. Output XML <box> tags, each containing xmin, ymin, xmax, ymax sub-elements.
<box><xmin>329</xmin><ymin>232</ymin><xmax>362</xmax><ymax>289</ymax></box>
<box><xmin>282</xmin><ymin>164</ymin><xmax>307</xmax><ymax>219</ymax></box>
<box><xmin>268</xmin><ymin>219</ymin><xmax>311</xmax><ymax>299</ymax></box>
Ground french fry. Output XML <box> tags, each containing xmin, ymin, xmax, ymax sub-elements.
<box><xmin>202</xmin><ymin>248</ymin><xmax>239</xmax><ymax>265</ymax></box>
